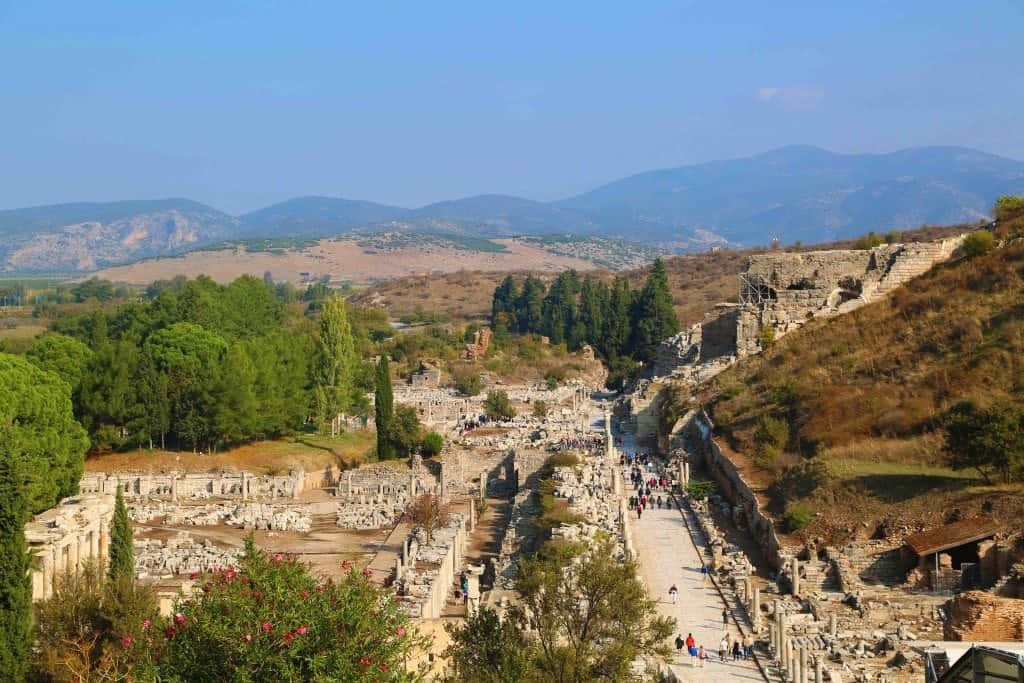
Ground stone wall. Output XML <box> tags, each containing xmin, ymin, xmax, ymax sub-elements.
<box><xmin>394</xmin><ymin>514</ymin><xmax>468</xmax><ymax>618</ymax></box>
<box><xmin>686</xmin><ymin>410</ymin><xmax>784</xmax><ymax>570</ymax></box>
<box><xmin>944</xmin><ymin>591</ymin><xmax>1024</xmax><ymax>641</ymax></box>
<box><xmin>80</xmin><ymin>469</ymin><xmax>305</xmax><ymax>501</ymax></box>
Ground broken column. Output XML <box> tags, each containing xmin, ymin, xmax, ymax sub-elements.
<box><xmin>791</xmin><ymin>556</ymin><xmax>800</xmax><ymax>597</ymax></box>
<box><xmin>751</xmin><ymin>586</ymin><xmax>761</xmax><ymax>630</ymax></box>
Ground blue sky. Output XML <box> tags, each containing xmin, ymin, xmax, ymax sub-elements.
<box><xmin>1</xmin><ymin>1</ymin><xmax>1021</xmax><ymax>213</ymax></box>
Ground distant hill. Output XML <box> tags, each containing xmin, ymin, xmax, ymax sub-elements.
<box><xmin>0</xmin><ymin>199</ymin><xmax>237</xmax><ymax>272</ymax></box>
<box><xmin>400</xmin><ymin>194</ymin><xmax>600</xmax><ymax>236</ymax></box>
<box><xmin>560</xmin><ymin>145</ymin><xmax>1024</xmax><ymax>244</ymax></box>
<box><xmin>1</xmin><ymin>145</ymin><xmax>1021</xmax><ymax>272</ymax></box>
<box><xmin>239</xmin><ymin>196</ymin><xmax>406</xmax><ymax>237</ymax></box>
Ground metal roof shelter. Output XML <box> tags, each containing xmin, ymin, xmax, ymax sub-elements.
<box><xmin>904</xmin><ymin>516</ymin><xmax>1001</xmax><ymax>558</ymax></box>
<box><xmin>934</xmin><ymin>645</ymin><xmax>1024</xmax><ymax>682</ymax></box>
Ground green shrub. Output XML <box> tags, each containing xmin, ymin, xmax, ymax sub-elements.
<box><xmin>130</xmin><ymin>540</ymin><xmax>425</xmax><ymax>679</ymax></box>
<box><xmin>454</xmin><ymin>371</ymin><xmax>482</xmax><ymax>397</ymax></box>
<box><xmin>962</xmin><ymin>229</ymin><xmax>994</xmax><ymax>258</ymax></box>
<box><xmin>758</xmin><ymin>325</ymin><xmax>776</xmax><ymax>351</ymax></box>
<box><xmin>421</xmin><ymin>431</ymin><xmax>444</xmax><ymax>457</ymax></box>
<box><xmin>782</xmin><ymin>502</ymin><xmax>815</xmax><ymax>532</ymax></box>
<box><xmin>484</xmin><ymin>390</ymin><xmax>515</xmax><ymax>421</ymax></box>
<box><xmin>684</xmin><ymin>480</ymin><xmax>716</xmax><ymax>500</ymax></box>
<box><xmin>753</xmin><ymin>415</ymin><xmax>789</xmax><ymax>468</ymax></box>
<box><xmin>532</xmin><ymin>400</ymin><xmax>549</xmax><ymax>418</ymax></box>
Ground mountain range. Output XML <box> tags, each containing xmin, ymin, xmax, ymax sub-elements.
<box><xmin>2</xmin><ymin>145</ymin><xmax>1022</xmax><ymax>272</ymax></box>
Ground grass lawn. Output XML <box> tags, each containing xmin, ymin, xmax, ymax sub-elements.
<box><xmin>827</xmin><ymin>456</ymin><xmax>982</xmax><ymax>503</ymax></box>
<box><xmin>85</xmin><ymin>430</ymin><xmax>377</xmax><ymax>474</ymax></box>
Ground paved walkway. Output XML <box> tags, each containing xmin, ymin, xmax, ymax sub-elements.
<box><xmin>619</xmin><ymin>433</ymin><xmax>764</xmax><ymax>681</ymax></box>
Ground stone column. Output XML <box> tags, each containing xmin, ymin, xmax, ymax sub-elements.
<box><xmin>479</xmin><ymin>470</ymin><xmax>487</xmax><ymax>501</ymax></box>
<box><xmin>678</xmin><ymin>460</ymin><xmax>686</xmax><ymax>487</ymax></box>
<box><xmin>395</xmin><ymin>556</ymin><xmax>404</xmax><ymax>581</ymax></box>
<box><xmin>41</xmin><ymin>552</ymin><xmax>54</xmax><ymax>601</ymax></box>
<box><xmin>409</xmin><ymin>472</ymin><xmax>417</xmax><ymax>498</ymax></box>
<box><xmin>814</xmin><ymin>655</ymin><xmax>823</xmax><ymax>683</ymax></box>
<box><xmin>791</xmin><ymin>556</ymin><xmax>801</xmax><ymax>597</ymax></box>
<box><xmin>683</xmin><ymin>461</ymin><xmax>691</xmax><ymax>486</ymax></box>
<box><xmin>772</xmin><ymin>600</ymin><xmax>782</xmax><ymax>656</ymax></box>
<box><xmin>469</xmin><ymin>497</ymin><xmax>476</xmax><ymax>530</ymax></box>
<box><xmin>751</xmin><ymin>586</ymin><xmax>761</xmax><ymax>630</ymax></box>
<box><xmin>828</xmin><ymin>613</ymin><xmax>837</xmax><ymax>638</ymax></box>
<box><xmin>799</xmin><ymin>644</ymin><xmax>808</xmax><ymax>683</ymax></box>
<box><xmin>440</xmin><ymin>463</ymin><xmax>447</xmax><ymax>500</ymax></box>
<box><xmin>171</xmin><ymin>474</ymin><xmax>179</xmax><ymax>502</ymax></box>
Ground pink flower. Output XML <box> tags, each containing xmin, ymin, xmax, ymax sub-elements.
<box><xmin>244</xmin><ymin>634</ymin><xmax>252</xmax><ymax>643</ymax></box>
<box><xmin>122</xmin><ymin>635</ymin><xmax>133</xmax><ymax>649</ymax></box>
<box><xmin>284</xmin><ymin>632</ymin><xmax>294</xmax><ymax>644</ymax></box>
<box><xmin>379</xmin><ymin>662</ymin><xmax>389</xmax><ymax>672</ymax></box>
<box><xmin>300</xmin><ymin>589</ymin><xmax>309</xmax><ymax>598</ymax></box>
<box><xmin>296</xmin><ymin>625</ymin><xmax>308</xmax><ymax>635</ymax></box>
<box><xmin>395</xmin><ymin>627</ymin><xmax>406</xmax><ymax>637</ymax></box>
<box><xmin>173</xmin><ymin>613</ymin><xmax>186</xmax><ymax>625</ymax></box>
<box><xmin>142</xmin><ymin>619</ymin><xmax>152</xmax><ymax>629</ymax></box>
<box><xmin>359</xmin><ymin>657</ymin><xmax>372</xmax><ymax>666</ymax></box>
<box><xmin>165</xmin><ymin>626</ymin><xmax>176</xmax><ymax>640</ymax></box>
<box><xmin>189</xmin><ymin>572</ymin><xmax>199</xmax><ymax>580</ymax></box>
<box><xmin>225</xmin><ymin>569</ymin><xmax>237</xmax><ymax>579</ymax></box>
<box><xmin>362</xmin><ymin>568</ymin><xmax>373</xmax><ymax>578</ymax></box>
<box><xmin>262</xmin><ymin>622</ymin><xmax>273</xmax><ymax>633</ymax></box>
<box><xmin>273</xmin><ymin>553</ymin><xmax>283</xmax><ymax>563</ymax></box>
<box><xmin>341</xmin><ymin>560</ymin><xmax>353</xmax><ymax>571</ymax></box>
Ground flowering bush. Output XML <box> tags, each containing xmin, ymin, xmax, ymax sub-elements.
<box><xmin>130</xmin><ymin>538</ymin><xmax>427</xmax><ymax>681</ymax></box>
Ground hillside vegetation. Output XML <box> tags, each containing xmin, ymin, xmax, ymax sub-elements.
<box><xmin>705</xmin><ymin>210</ymin><xmax>1024</xmax><ymax>540</ymax></box>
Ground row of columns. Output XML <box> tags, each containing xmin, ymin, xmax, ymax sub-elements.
<box><xmin>33</xmin><ymin>521</ymin><xmax>112</xmax><ymax>601</ymax></box>
<box><xmin>769</xmin><ymin>600</ymin><xmax>833</xmax><ymax>683</ymax></box>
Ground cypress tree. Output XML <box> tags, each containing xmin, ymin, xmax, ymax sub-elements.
<box><xmin>629</xmin><ymin>258</ymin><xmax>680</xmax><ymax>362</ymax></box>
<box><xmin>108</xmin><ymin>486</ymin><xmax>134</xmax><ymax>580</ymax></box>
<box><xmin>313</xmin><ymin>297</ymin><xmax>357</xmax><ymax>431</ymax></box>
<box><xmin>604</xmin><ymin>276</ymin><xmax>634</xmax><ymax>359</ymax></box>
<box><xmin>374</xmin><ymin>355</ymin><xmax>396</xmax><ymax>460</ymax></box>
<box><xmin>0</xmin><ymin>454</ymin><xmax>31</xmax><ymax>681</ymax></box>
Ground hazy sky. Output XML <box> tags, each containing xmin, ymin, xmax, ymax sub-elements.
<box><xmin>2</xmin><ymin>1</ymin><xmax>1022</xmax><ymax>213</ymax></box>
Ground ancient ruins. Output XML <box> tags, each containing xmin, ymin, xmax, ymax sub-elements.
<box><xmin>22</xmin><ymin>233</ymin><xmax>1024</xmax><ymax>681</ymax></box>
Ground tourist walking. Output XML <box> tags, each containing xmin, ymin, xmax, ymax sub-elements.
<box><xmin>698</xmin><ymin>645</ymin><xmax>707</xmax><ymax>667</ymax></box>
<box><xmin>743</xmin><ymin>634</ymin><xmax>753</xmax><ymax>660</ymax></box>
<box><xmin>685</xmin><ymin>633</ymin><xmax>697</xmax><ymax>666</ymax></box>
<box><xmin>732</xmin><ymin>639</ymin><xmax>741</xmax><ymax>661</ymax></box>
<box><xmin>718</xmin><ymin>636</ymin><xmax>728</xmax><ymax>661</ymax></box>
<box><xmin>722</xmin><ymin>608</ymin><xmax>729</xmax><ymax>626</ymax></box>
<box><xmin>675</xmin><ymin>633</ymin><xmax>684</xmax><ymax>656</ymax></box>
<box><xmin>668</xmin><ymin>584</ymin><xmax>678</xmax><ymax>604</ymax></box>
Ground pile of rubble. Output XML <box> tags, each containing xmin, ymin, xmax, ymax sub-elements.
<box><xmin>335</xmin><ymin>500</ymin><xmax>406</xmax><ymax>530</ymax></box>
<box><xmin>135</xmin><ymin>532</ymin><xmax>243</xmax><ymax>579</ymax></box>
<box><xmin>130</xmin><ymin>501</ymin><xmax>312</xmax><ymax>532</ymax></box>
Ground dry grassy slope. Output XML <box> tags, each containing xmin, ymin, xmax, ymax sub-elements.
<box><xmin>705</xmin><ymin>239</ymin><xmax>1024</xmax><ymax>541</ymax></box>
<box><xmin>353</xmin><ymin>224</ymin><xmax>967</xmax><ymax>326</ymax></box>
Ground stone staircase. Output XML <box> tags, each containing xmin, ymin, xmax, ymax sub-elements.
<box><xmin>801</xmin><ymin>559</ymin><xmax>841</xmax><ymax>593</ymax></box>
<box><xmin>850</xmin><ymin>549</ymin><xmax>906</xmax><ymax>586</ymax></box>
<box><xmin>872</xmin><ymin>240</ymin><xmax>957</xmax><ymax>298</ymax></box>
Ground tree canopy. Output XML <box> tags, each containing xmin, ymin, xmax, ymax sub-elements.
<box><xmin>490</xmin><ymin>260</ymin><xmax>678</xmax><ymax>373</ymax></box>
<box><xmin>0</xmin><ymin>353</ymin><xmax>89</xmax><ymax>512</ymax></box>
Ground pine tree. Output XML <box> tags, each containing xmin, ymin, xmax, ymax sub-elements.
<box><xmin>629</xmin><ymin>259</ymin><xmax>680</xmax><ymax>362</ymax></box>
<box><xmin>491</xmin><ymin>276</ymin><xmax>520</xmax><ymax>328</ymax></box>
<box><xmin>0</xmin><ymin>454</ymin><xmax>31</xmax><ymax>681</ymax></box>
<box><xmin>108</xmin><ymin>486</ymin><xmax>135</xmax><ymax>580</ymax></box>
<box><xmin>374</xmin><ymin>355</ymin><xmax>396</xmax><ymax>460</ymax></box>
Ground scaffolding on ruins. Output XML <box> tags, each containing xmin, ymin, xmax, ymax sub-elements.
<box><xmin>738</xmin><ymin>272</ymin><xmax>776</xmax><ymax>306</ymax></box>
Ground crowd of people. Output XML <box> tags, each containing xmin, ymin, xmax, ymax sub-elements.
<box><xmin>625</xmin><ymin>458</ymin><xmax>675</xmax><ymax>519</ymax></box>
<box><xmin>674</xmin><ymin>631</ymin><xmax>754</xmax><ymax>667</ymax></box>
